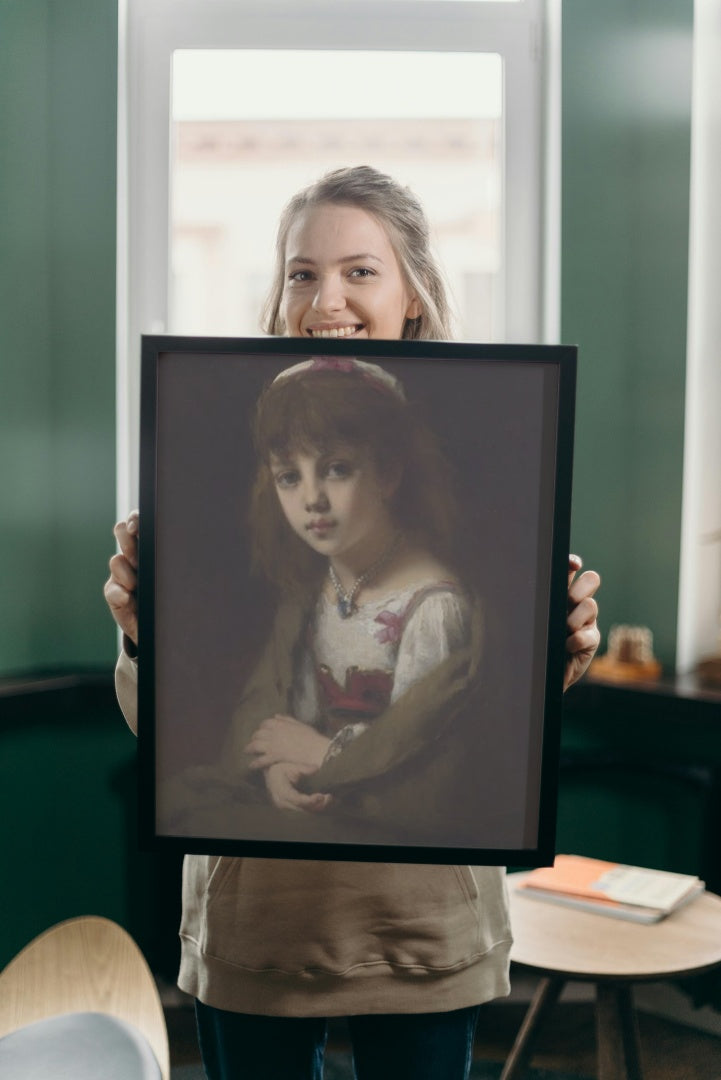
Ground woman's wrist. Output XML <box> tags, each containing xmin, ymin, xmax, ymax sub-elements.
<box><xmin>122</xmin><ymin>634</ymin><xmax>138</xmax><ymax>661</ymax></box>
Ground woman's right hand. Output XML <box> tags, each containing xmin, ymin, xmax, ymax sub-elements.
<box><xmin>103</xmin><ymin>510</ymin><xmax>139</xmax><ymax>645</ymax></box>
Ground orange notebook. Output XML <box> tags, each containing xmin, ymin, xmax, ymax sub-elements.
<box><xmin>517</xmin><ymin>855</ymin><xmax>704</xmax><ymax>923</ymax></box>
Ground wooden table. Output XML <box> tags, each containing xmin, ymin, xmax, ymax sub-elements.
<box><xmin>503</xmin><ymin>873</ymin><xmax>721</xmax><ymax>1080</ymax></box>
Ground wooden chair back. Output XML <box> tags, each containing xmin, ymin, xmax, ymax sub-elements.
<box><xmin>0</xmin><ymin>915</ymin><xmax>169</xmax><ymax>1080</ymax></box>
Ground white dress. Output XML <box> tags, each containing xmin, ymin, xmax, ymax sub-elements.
<box><xmin>293</xmin><ymin>581</ymin><xmax>471</xmax><ymax>757</ymax></box>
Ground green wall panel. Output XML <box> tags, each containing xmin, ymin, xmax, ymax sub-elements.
<box><xmin>0</xmin><ymin>698</ymin><xmax>134</xmax><ymax>967</ymax></box>
<box><xmin>0</xmin><ymin>684</ymin><xmax>184</xmax><ymax>977</ymax></box>
<box><xmin>0</xmin><ymin>0</ymin><xmax>118</xmax><ymax>674</ymax></box>
<box><xmin>0</xmin><ymin>2</ymin><xmax>55</xmax><ymax>668</ymax></box>
<box><xmin>559</xmin><ymin>684</ymin><xmax>721</xmax><ymax>888</ymax></box>
<box><xmin>562</xmin><ymin>1</ymin><xmax>693</xmax><ymax>669</ymax></box>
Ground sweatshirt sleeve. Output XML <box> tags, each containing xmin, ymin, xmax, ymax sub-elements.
<box><xmin>115</xmin><ymin>647</ymin><xmax>139</xmax><ymax>736</ymax></box>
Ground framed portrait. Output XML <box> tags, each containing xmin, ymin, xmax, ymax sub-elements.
<box><xmin>137</xmin><ymin>336</ymin><xmax>576</xmax><ymax>865</ymax></box>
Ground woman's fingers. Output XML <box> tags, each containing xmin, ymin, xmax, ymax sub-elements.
<box><xmin>103</xmin><ymin>577</ymin><xmax>138</xmax><ymax>642</ymax></box>
<box><xmin>566</xmin><ymin>591</ymin><xmax>599</xmax><ymax>635</ymax></box>
<box><xmin>108</xmin><ymin>551</ymin><xmax>137</xmax><ymax>590</ymax></box>
<box><xmin>104</xmin><ymin>512</ymin><xmax>140</xmax><ymax>644</ymax></box>
<box><xmin>563</xmin><ymin>558</ymin><xmax>601</xmax><ymax>690</ymax></box>
<box><xmin>113</xmin><ymin>512</ymin><xmax>139</xmax><ymax>568</ymax></box>
<box><xmin>567</xmin><ymin>553</ymin><xmax>583</xmax><ymax>585</ymax></box>
<box><xmin>568</xmin><ymin>567</ymin><xmax>601</xmax><ymax>610</ymax></box>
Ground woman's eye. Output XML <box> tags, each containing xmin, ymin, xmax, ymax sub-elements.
<box><xmin>288</xmin><ymin>269</ymin><xmax>313</xmax><ymax>284</ymax></box>
<box><xmin>349</xmin><ymin>267</ymin><xmax>374</xmax><ymax>279</ymax></box>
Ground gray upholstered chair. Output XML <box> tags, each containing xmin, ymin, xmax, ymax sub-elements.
<box><xmin>0</xmin><ymin>915</ymin><xmax>170</xmax><ymax>1079</ymax></box>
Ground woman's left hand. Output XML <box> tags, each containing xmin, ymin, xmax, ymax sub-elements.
<box><xmin>245</xmin><ymin>714</ymin><xmax>332</xmax><ymax>771</ymax></box>
<box><xmin>564</xmin><ymin>554</ymin><xmax>601</xmax><ymax>691</ymax></box>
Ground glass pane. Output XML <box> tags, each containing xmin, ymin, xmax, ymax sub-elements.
<box><xmin>170</xmin><ymin>50</ymin><xmax>503</xmax><ymax>341</ymax></box>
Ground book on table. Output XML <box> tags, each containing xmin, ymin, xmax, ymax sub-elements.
<box><xmin>516</xmin><ymin>854</ymin><xmax>705</xmax><ymax>923</ymax></box>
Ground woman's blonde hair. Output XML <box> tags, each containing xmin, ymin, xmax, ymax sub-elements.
<box><xmin>261</xmin><ymin>165</ymin><xmax>454</xmax><ymax>341</ymax></box>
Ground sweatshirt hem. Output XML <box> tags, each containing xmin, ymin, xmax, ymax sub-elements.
<box><xmin>177</xmin><ymin>938</ymin><xmax>512</xmax><ymax>1017</ymax></box>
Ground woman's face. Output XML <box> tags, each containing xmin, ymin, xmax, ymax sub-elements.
<box><xmin>269</xmin><ymin>444</ymin><xmax>395</xmax><ymax>566</ymax></box>
<box><xmin>281</xmin><ymin>203</ymin><xmax>421</xmax><ymax>341</ymax></box>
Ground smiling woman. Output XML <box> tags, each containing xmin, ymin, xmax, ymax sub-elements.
<box><xmin>263</xmin><ymin>167</ymin><xmax>450</xmax><ymax>341</ymax></box>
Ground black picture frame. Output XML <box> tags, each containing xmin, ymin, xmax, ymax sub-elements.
<box><xmin>138</xmin><ymin>335</ymin><xmax>576</xmax><ymax>865</ymax></box>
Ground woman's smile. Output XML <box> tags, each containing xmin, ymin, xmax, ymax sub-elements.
<box><xmin>306</xmin><ymin>323</ymin><xmax>364</xmax><ymax>339</ymax></box>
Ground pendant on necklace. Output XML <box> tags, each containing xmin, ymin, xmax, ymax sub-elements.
<box><xmin>328</xmin><ymin>533</ymin><xmax>401</xmax><ymax>619</ymax></box>
<box><xmin>337</xmin><ymin>595</ymin><xmax>354</xmax><ymax>619</ymax></box>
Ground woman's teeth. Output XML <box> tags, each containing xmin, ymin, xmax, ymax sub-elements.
<box><xmin>310</xmin><ymin>325</ymin><xmax>360</xmax><ymax>338</ymax></box>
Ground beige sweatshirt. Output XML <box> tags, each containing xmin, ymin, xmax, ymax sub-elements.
<box><xmin>116</xmin><ymin>649</ymin><xmax>512</xmax><ymax>1016</ymax></box>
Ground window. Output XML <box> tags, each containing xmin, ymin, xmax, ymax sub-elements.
<box><xmin>117</xmin><ymin>0</ymin><xmax>557</xmax><ymax>509</ymax></box>
<box><xmin>169</xmin><ymin>49</ymin><xmax>503</xmax><ymax>340</ymax></box>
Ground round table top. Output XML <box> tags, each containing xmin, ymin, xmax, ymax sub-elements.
<box><xmin>508</xmin><ymin>871</ymin><xmax>721</xmax><ymax>981</ymax></box>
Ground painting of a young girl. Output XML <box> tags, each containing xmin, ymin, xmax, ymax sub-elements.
<box><xmin>161</xmin><ymin>354</ymin><xmax>487</xmax><ymax>847</ymax></box>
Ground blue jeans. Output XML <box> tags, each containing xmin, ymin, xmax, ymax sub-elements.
<box><xmin>195</xmin><ymin>1000</ymin><xmax>481</xmax><ymax>1080</ymax></box>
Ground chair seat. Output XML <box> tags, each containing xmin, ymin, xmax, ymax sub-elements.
<box><xmin>0</xmin><ymin>1012</ymin><xmax>162</xmax><ymax>1079</ymax></box>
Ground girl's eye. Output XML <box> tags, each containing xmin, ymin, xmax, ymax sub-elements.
<box><xmin>273</xmin><ymin>470</ymin><xmax>300</xmax><ymax>489</ymax></box>
<box><xmin>325</xmin><ymin>461</ymin><xmax>354</xmax><ymax>480</ymax></box>
<box><xmin>349</xmin><ymin>267</ymin><xmax>375</xmax><ymax>279</ymax></box>
<box><xmin>288</xmin><ymin>269</ymin><xmax>314</xmax><ymax>284</ymax></box>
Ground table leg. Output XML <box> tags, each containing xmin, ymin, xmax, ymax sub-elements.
<box><xmin>499</xmin><ymin>976</ymin><xmax>565</xmax><ymax>1080</ymax></box>
<box><xmin>596</xmin><ymin>982</ymin><xmax>643</xmax><ymax>1080</ymax></box>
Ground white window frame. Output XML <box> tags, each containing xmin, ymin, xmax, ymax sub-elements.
<box><xmin>676</xmin><ymin>0</ymin><xmax>721</xmax><ymax>674</ymax></box>
<box><xmin>116</xmin><ymin>0</ymin><xmax>558</xmax><ymax>512</ymax></box>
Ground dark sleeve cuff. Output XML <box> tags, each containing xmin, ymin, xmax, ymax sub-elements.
<box><xmin>122</xmin><ymin>634</ymin><xmax>138</xmax><ymax>661</ymax></box>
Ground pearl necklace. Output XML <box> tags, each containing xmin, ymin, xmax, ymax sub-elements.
<box><xmin>328</xmin><ymin>535</ymin><xmax>401</xmax><ymax>618</ymax></box>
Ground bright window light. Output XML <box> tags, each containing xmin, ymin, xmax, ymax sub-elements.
<box><xmin>170</xmin><ymin>50</ymin><xmax>503</xmax><ymax>341</ymax></box>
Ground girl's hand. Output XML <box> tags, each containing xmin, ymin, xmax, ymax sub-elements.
<box><xmin>264</xmin><ymin>762</ymin><xmax>332</xmax><ymax>813</ymax></box>
<box><xmin>245</xmin><ymin>714</ymin><xmax>331</xmax><ymax>771</ymax></box>
<box><xmin>104</xmin><ymin>511</ymin><xmax>140</xmax><ymax>645</ymax></box>
<box><xmin>564</xmin><ymin>554</ymin><xmax>601</xmax><ymax>691</ymax></box>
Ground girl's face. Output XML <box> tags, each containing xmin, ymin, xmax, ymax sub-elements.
<box><xmin>269</xmin><ymin>444</ymin><xmax>396</xmax><ymax>566</ymax></box>
<box><xmin>281</xmin><ymin>203</ymin><xmax>421</xmax><ymax>341</ymax></box>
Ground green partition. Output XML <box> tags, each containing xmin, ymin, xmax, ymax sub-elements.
<box><xmin>562</xmin><ymin>0</ymin><xmax>693</xmax><ymax>669</ymax></box>
<box><xmin>0</xmin><ymin>0</ymin><xmax>138</xmax><ymax>976</ymax></box>
<box><xmin>0</xmin><ymin>680</ymin><xmax>183</xmax><ymax>975</ymax></box>
<box><xmin>0</xmin><ymin>0</ymin><xmax>118</xmax><ymax>675</ymax></box>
